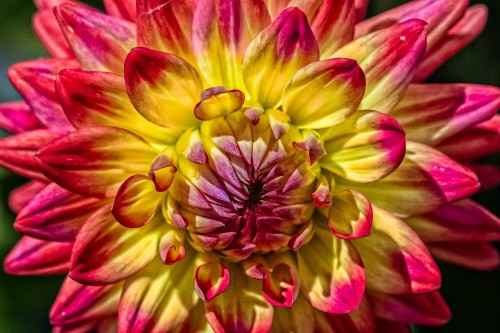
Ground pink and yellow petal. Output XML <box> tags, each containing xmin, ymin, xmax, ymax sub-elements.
<box><xmin>321</xmin><ymin>110</ymin><xmax>406</xmax><ymax>183</ymax></box>
<box><xmin>0</xmin><ymin>129</ymin><xmax>57</xmax><ymax>181</ymax></box>
<box><xmin>50</xmin><ymin>277</ymin><xmax>122</xmax><ymax>327</ymax></box>
<box><xmin>283</xmin><ymin>58</ymin><xmax>366</xmax><ymax>129</ymax></box>
<box><xmin>335</xmin><ymin>19</ymin><xmax>426</xmax><ymax>113</ymax></box>
<box><xmin>124</xmin><ymin>47</ymin><xmax>203</xmax><ymax>129</ymax></box>
<box><xmin>104</xmin><ymin>0</ymin><xmax>136</xmax><ymax>22</ymax></box>
<box><xmin>137</xmin><ymin>0</ymin><xmax>197</xmax><ymax>65</ymax></box>
<box><xmin>415</xmin><ymin>5</ymin><xmax>488</xmax><ymax>82</ymax></box>
<box><xmin>55</xmin><ymin>2</ymin><xmax>136</xmax><ymax>74</ymax></box>
<box><xmin>390</xmin><ymin>83</ymin><xmax>500</xmax><ymax>146</ymax></box>
<box><xmin>297</xmin><ymin>227</ymin><xmax>366</xmax><ymax>314</ymax></box>
<box><xmin>329</xmin><ymin>189</ymin><xmax>372</xmax><ymax>240</ymax></box>
<box><xmin>352</xmin><ymin>206</ymin><xmax>441</xmax><ymax>294</ymax></box>
<box><xmin>3</xmin><ymin>236</ymin><xmax>72</xmax><ymax>275</ymax></box>
<box><xmin>369</xmin><ymin>290</ymin><xmax>451</xmax><ymax>326</ymax></box>
<box><xmin>8</xmin><ymin>58</ymin><xmax>78</xmax><ymax>132</ymax></box>
<box><xmin>36</xmin><ymin>127</ymin><xmax>158</xmax><ymax>197</ymax></box>
<box><xmin>56</xmin><ymin>69</ymin><xmax>181</xmax><ymax>145</ymax></box>
<box><xmin>0</xmin><ymin>102</ymin><xmax>43</xmax><ymax>134</ymax></box>
<box><xmin>337</xmin><ymin>141</ymin><xmax>480</xmax><ymax>216</ymax></box>
<box><xmin>313</xmin><ymin>297</ymin><xmax>376</xmax><ymax>333</ymax></box>
<box><xmin>242</xmin><ymin>7</ymin><xmax>319</xmax><ymax>108</ymax></box>
<box><xmin>14</xmin><ymin>182</ymin><xmax>110</xmax><ymax>242</ymax></box>
<box><xmin>118</xmin><ymin>256</ymin><xmax>198</xmax><ymax>333</ymax></box>
<box><xmin>192</xmin><ymin>0</ymin><xmax>271</xmax><ymax>90</ymax></box>
<box><xmin>70</xmin><ymin>204</ymin><xmax>161</xmax><ymax>285</ymax></box>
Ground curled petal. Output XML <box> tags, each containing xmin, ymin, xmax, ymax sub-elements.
<box><xmin>56</xmin><ymin>69</ymin><xmax>180</xmax><ymax>145</ymax></box>
<box><xmin>112</xmin><ymin>175</ymin><xmax>162</xmax><ymax>228</ymax></box>
<box><xmin>194</xmin><ymin>88</ymin><xmax>245</xmax><ymax>121</ymax></box>
<box><xmin>391</xmin><ymin>84</ymin><xmax>500</xmax><ymax>146</ymax></box>
<box><xmin>55</xmin><ymin>2</ymin><xmax>136</xmax><ymax>74</ymax></box>
<box><xmin>369</xmin><ymin>290</ymin><xmax>451</xmax><ymax>326</ymax></box>
<box><xmin>36</xmin><ymin>127</ymin><xmax>158</xmax><ymax>197</ymax></box>
<box><xmin>312</xmin><ymin>175</ymin><xmax>332</xmax><ymax>208</ymax></box>
<box><xmin>8</xmin><ymin>58</ymin><xmax>78</xmax><ymax>132</ymax></box>
<box><xmin>352</xmin><ymin>206</ymin><xmax>441</xmax><ymax>294</ymax></box>
<box><xmin>242</xmin><ymin>7</ymin><xmax>319</xmax><ymax>108</ymax></box>
<box><xmin>328</xmin><ymin>189</ymin><xmax>372</xmax><ymax>240</ymax></box>
<box><xmin>151</xmin><ymin>165</ymin><xmax>177</xmax><ymax>192</ymax></box>
<box><xmin>50</xmin><ymin>277</ymin><xmax>122</xmax><ymax>327</ymax></box>
<box><xmin>415</xmin><ymin>5</ymin><xmax>488</xmax><ymax>82</ymax></box>
<box><xmin>284</xmin><ymin>58</ymin><xmax>366</xmax><ymax>129</ymax></box>
<box><xmin>292</xmin><ymin>130</ymin><xmax>326</xmax><ymax>165</ymax></box>
<box><xmin>124</xmin><ymin>47</ymin><xmax>203</xmax><ymax>129</ymax></box>
<box><xmin>0</xmin><ymin>102</ymin><xmax>43</xmax><ymax>134</ymax></box>
<box><xmin>338</xmin><ymin>141</ymin><xmax>480</xmax><ymax>216</ymax></box>
<box><xmin>195</xmin><ymin>262</ymin><xmax>230</xmax><ymax>301</ymax></box>
<box><xmin>298</xmin><ymin>227</ymin><xmax>365</xmax><ymax>313</ymax></box>
<box><xmin>15</xmin><ymin>182</ymin><xmax>109</xmax><ymax>242</ymax></box>
<box><xmin>335</xmin><ymin>19</ymin><xmax>427</xmax><ymax>113</ymax></box>
<box><xmin>321</xmin><ymin>110</ymin><xmax>406</xmax><ymax>183</ymax></box>
<box><xmin>4</xmin><ymin>237</ymin><xmax>72</xmax><ymax>275</ymax></box>
<box><xmin>70</xmin><ymin>204</ymin><xmax>160</xmax><ymax>285</ymax></box>
<box><xmin>159</xmin><ymin>230</ymin><xmax>186</xmax><ymax>265</ymax></box>
<box><xmin>260</xmin><ymin>255</ymin><xmax>299</xmax><ymax>307</ymax></box>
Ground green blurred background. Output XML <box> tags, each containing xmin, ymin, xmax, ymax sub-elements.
<box><xmin>0</xmin><ymin>0</ymin><xmax>498</xmax><ymax>332</ymax></box>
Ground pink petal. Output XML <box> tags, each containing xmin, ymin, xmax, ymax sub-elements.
<box><xmin>0</xmin><ymin>101</ymin><xmax>43</xmax><ymax>133</ymax></box>
<box><xmin>352</xmin><ymin>206</ymin><xmax>441</xmax><ymax>294</ymax></box>
<box><xmin>104</xmin><ymin>0</ymin><xmax>136</xmax><ymax>22</ymax></box>
<box><xmin>375</xmin><ymin>319</ymin><xmax>412</xmax><ymax>333</ymax></box>
<box><xmin>415</xmin><ymin>5</ymin><xmax>488</xmax><ymax>82</ymax></box>
<box><xmin>4</xmin><ymin>236</ymin><xmax>72</xmax><ymax>275</ymax></box>
<box><xmin>428</xmin><ymin>242</ymin><xmax>499</xmax><ymax>271</ymax></box>
<box><xmin>0</xmin><ymin>129</ymin><xmax>57</xmax><ymax>181</ymax></box>
<box><xmin>33</xmin><ymin>9</ymin><xmax>74</xmax><ymax>58</ymax></box>
<box><xmin>261</xmin><ymin>262</ymin><xmax>298</xmax><ymax>307</ymax></box>
<box><xmin>194</xmin><ymin>262</ymin><xmax>230</xmax><ymax>301</ymax></box>
<box><xmin>8</xmin><ymin>58</ymin><xmax>78</xmax><ymax>132</ymax></box>
<box><xmin>335</xmin><ymin>19</ymin><xmax>427</xmax><ymax>113</ymax></box>
<box><xmin>391</xmin><ymin>83</ymin><xmax>500</xmax><ymax>146</ymax></box>
<box><xmin>15</xmin><ymin>182</ymin><xmax>108</xmax><ymax>242</ymax></box>
<box><xmin>70</xmin><ymin>204</ymin><xmax>160</xmax><ymax>285</ymax></box>
<box><xmin>468</xmin><ymin>163</ymin><xmax>500</xmax><ymax>191</ymax></box>
<box><xmin>313</xmin><ymin>298</ymin><xmax>376</xmax><ymax>333</ymax></box>
<box><xmin>354</xmin><ymin>0</ymin><xmax>369</xmax><ymax>23</ymax></box>
<box><xmin>36</xmin><ymin>127</ymin><xmax>158</xmax><ymax>197</ymax></box>
<box><xmin>8</xmin><ymin>180</ymin><xmax>47</xmax><ymax>213</ymax></box>
<box><xmin>328</xmin><ymin>190</ymin><xmax>372</xmax><ymax>240</ymax></box>
<box><xmin>55</xmin><ymin>2</ymin><xmax>136</xmax><ymax>74</ymax></box>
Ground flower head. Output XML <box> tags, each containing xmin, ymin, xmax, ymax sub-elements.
<box><xmin>1</xmin><ymin>0</ymin><xmax>500</xmax><ymax>332</ymax></box>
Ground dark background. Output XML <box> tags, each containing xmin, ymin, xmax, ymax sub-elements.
<box><xmin>0</xmin><ymin>0</ymin><xmax>498</xmax><ymax>332</ymax></box>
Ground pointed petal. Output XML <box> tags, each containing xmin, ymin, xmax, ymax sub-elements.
<box><xmin>55</xmin><ymin>2</ymin><xmax>136</xmax><ymax>74</ymax></box>
<box><xmin>192</xmin><ymin>0</ymin><xmax>271</xmax><ymax>89</ymax></box>
<box><xmin>337</xmin><ymin>141</ymin><xmax>480</xmax><ymax>216</ymax></box>
<box><xmin>242</xmin><ymin>7</ymin><xmax>319</xmax><ymax>108</ymax></box>
<box><xmin>0</xmin><ymin>129</ymin><xmax>57</xmax><ymax>180</ymax></box>
<box><xmin>321</xmin><ymin>110</ymin><xmax>406</xmax><ymax>183</ymax></box>
<box><xmin>194</xmin><ymin>262</ymin><xmax>230</xmax><ymax>301</ymax></box>
<box><xmin>124</xmin><ymin>47</ymin><xmax>203</xmax><ymax>129</ymax></box>
<box><xmin>118</xmin><ymin>257</ymin><xmax>199</xmax><ymax>333</ymax></box>
<box><xmin>352</xmin><ymin>206</ymin><xmax>441</xmax><ymax>294</ymax></box>
<box><xmin>56</xmin><ymin>69</ymin><xmax>180</xmax><ymax>145</ymax></box>
<box><xmin>36</xmin><ymin>127</ymin><xmax>158</xmax><ymax>197</ymax></box>
<box><xmin>405</xmin><ymin>199</ymin><xmax>500</xmax><ymax>243</ymax></box>
<box><xmin>283</xmin><ymin>58</ymin><xmax>366</xmax><ymax>129</ymax></box>
<box><xmin>205</xmin><ymin>266</ymin><xmax>274</xmax><ymax>333</ymax></box>
<box><xmin>8</xmin><ymin>181</ymin><xmax>47</xmax><ymax>213</ymax></box>
<box><xmin>436</xmin><ymin>115</ymin><xmax>500</xmax><ymax>162</ymax></box>
<box><xmin>428</xmin><ymin>242</ymin><xmax>499</xmax><ymax>271</ymax></box>
<box><xmin>0</xmin><ymin>101</ymin><xmax>43</xmax><ymax>133</ymax></box>
<box><xmin>112</xmin><ymin>175</ymin><xmax>162</xmax><ymax>228</ymax></box>
<box><xmin>4</xmin><ymin>237</ymin><xmax>72</xmax><ymax>275</ymax></box>
<box><xmin>355</xmin><ymin>0</ymin><xmax>467</xmax><ymax>50</ymax></box>
<box><xmin>70</xmin><ymin>204</ymin><xmax>161</xmax><ymax>285</ymax></box>
<box><xmin>33</xmin><ymin>10</ymin><xmax>73</xmax><ymax>58</ymax></box>
<box><xmin>329</xmin><ymin>190</ymin><xmax>372</xmax><ymax>240</ymax></box>
<box><xmin>15</xmin><ymin>182</ymin><xmax>109</xmax><ymax>242</ymax></box>
<box><xmin>50</xmin><ymin>277</ymin><xmax>122</xmax><ymax>327</ymax></box>
<box><xmin>369</xmin><ymin>291</ymin><xmax>451</xmax><ymax>326</ymax></box>
<box><xmin>104</xmin><ymin>0</ymin><xmax>136</xmax><ymax>22</ymax></box>
<box><xmin>335</xmin><ymin>19</ymin><xmax>427</xmax><ymax>113</ymax></box>
<box><xmin>415</xmin><ymin>5</ymin><xmax>488</xmax><ymax>82</ymax></box>
<box><xmin>137</xmin><ymin>0</ymin><xmax>197</xmax><ymax>64</ymax></box>
<box><xmin>8</xmin><ymin>58</ymin><xmax>78</xmax><ymax>132</ymax></box>
<box><xmin>468</xmin><ymin>163</ymin><xmax>500</xmax><ymax>191</ymax></box>
<box><xmin>313</xmin><ymin>298</ymin><xmax>376</xmax><ymax>333</ymax></box>
<box><xmin>298</xmin><ymin>227</ymin><xmax>365</xmax><ymax>313</ymax></box>
<box><xmin>390</xmin><ymin>84</ymin><xmax>500</xmax><ymax>146</ymax></box>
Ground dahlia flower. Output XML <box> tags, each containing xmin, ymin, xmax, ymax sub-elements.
<box><xmin>1</xmin><ymin>0</ymin><xmax>499</xmax><ymax>332</ymax></box>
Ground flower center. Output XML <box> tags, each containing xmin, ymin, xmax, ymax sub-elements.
<box><xmin>246</xmin><ymin>179</ymin><xmax>265</xmax><ymax>210</ymax></box>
